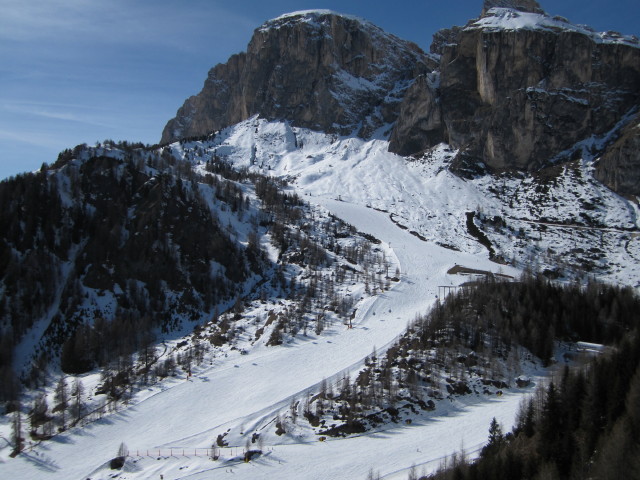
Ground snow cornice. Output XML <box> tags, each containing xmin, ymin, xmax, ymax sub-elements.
<box><xmin>466</xmin><ymin>7</ymin><xmax>640</xmax><ymax>48</ymax></box>
<box><xmin>259</xmin><ymin>9</ymin><xmax>374</xmax><ymax>33</ymax></box>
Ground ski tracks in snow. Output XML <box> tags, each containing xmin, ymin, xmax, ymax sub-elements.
<box><xmin>4</xmin><ymin>199</ymin><xmax>522</xmax><ymax>480</ymax></box>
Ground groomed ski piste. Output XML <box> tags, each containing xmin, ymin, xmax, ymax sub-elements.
<box><xmin>2</xmin><ymin>198</ymin><xmax>527</xmax><ymax>480</ymax></box>
<box><xmin>4</xmin><ymin>117</ymin><xmax>632</xmax><ymax>479</ymax></box>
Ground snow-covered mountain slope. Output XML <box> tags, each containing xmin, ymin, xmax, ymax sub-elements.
<box><xmin>184</xmin><ymin>117</ymin><xmax>640</xmax><ymax>288</ymax></box>
<box><xmin>3</xmin><ymin>3</ymin><xmax>640</xmax><ymax>478</ymax></box>
<box><xmin>1</xmin><ymin>190</ymin><xmax>529</xmax><ymax>480</ymax></box>
<box><xmin>3</xmin><ymin>115</ymin><xmax>638</xmax><ymax>479</ymax></box>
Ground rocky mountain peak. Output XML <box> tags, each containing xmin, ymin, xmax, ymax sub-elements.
<box><xmin>481</xmin><ymin>0</ymin><xmax>545</xmax><ymax>15</ymax></box>
<box><xmin>161</xmin><ymin>10</ymin><xmax>432</xmax><ymax>144</ymax></box>
<box><xmin>391</xmin><ymin>2</ymin><xmax>640</xmax><ymax>194</ymax></box>
<box><xmin>259</xmin><ymin>10</ymin><xmax>372</xmax><ymax>32</ymax></box>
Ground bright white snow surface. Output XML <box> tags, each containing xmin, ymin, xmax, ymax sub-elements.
<box><xmin>2</xmin><ymin>162</ymin><xmax>529</xmax><ymax>479</ymax></box>
<box><xmin>197</xmin><ymin>118</ymin><xmax>491</xmax><ymax>257</ymax></box>
<box><xmin>469</xmin><ymin>7</ymin><xmax>640</xmax><ymax>47</ymax></box>
<box><xmin>261</xmin><ymin>9</ymin><xmax>372</xmax><ymax>31</ymax></box>
<box><xmin>273</xmin><ymin>9</ymin><xmax>357</xmax><ymax>21</ymax></box>
<box><xmin>4</xmin><ymin>117</ymin><xmax>635</xmax><ymax>479</ymax></box>
<box><xmin>3</xmin><ymin>201</ymin><xmax>526</xmax><ymax>480</ymax></box>
<box><xmin>196</xmin><ymin>118</ymin><xmax>640</xmax><ymax>287</ymax></box>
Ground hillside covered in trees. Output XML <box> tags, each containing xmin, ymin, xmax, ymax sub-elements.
<box><xmin>392</xmin><ymin>277</ymin><xmax>640</xmax><ymax>480</ymax></box>
<box><xmin>298</xmin><ymin>275</ymin><xmax>640</xmax><ymax>441</ymax></box>
<box><xmin>425</xmin><ymin>336</ymin><xmax>640</xmax><ymax>480</ymax></box>
<box><xmin>0</xmin><ymin>139</ymin><xmax>391</xmax><ymax>419</ymax></box>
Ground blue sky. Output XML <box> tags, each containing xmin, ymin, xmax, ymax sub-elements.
<box><xmin>0</xmin><ymin>0</ymin><xmax>638</xmax><ymax>179</ymax></box>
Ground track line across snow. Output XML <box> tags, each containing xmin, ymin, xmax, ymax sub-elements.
<box><xmin>4</xmin><ymin>199</ymin><xmax>525</xmax><ymax>480</ymax></box>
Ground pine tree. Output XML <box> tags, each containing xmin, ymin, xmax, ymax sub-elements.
<box><xmin>407</xmin><ymin>464</ymin><xmax>418</xmax><ymax>480</ymax></box>
<box><xmin>30</xmin><ymin>393</ymin><xmax>50</xmax><ymax>438</ymax></box>
<box><xmin>481</xmin><ymin>417</ymin><xmax>504</xmax><ymax>458</ymax></box>
<box><xmin>514</xmin><ymin>396</ymin><xmax>537</xmax><ymax>439</ymax></box>
<box><xmin>11</xmin><ymin>408</ymin><xmax>23</xmax><ymax>456</ymax></box>
<box><xmin>289</xmin><ymin>397</ymin><xmax>298</xmax><ymax>424</ymax></box>
<box><xmin>54</xmin><ymin>376</ymin><xmax>69</xmax><ymax>430</ymax></box>
<box><xmin>366</xmin><ymin>468</ymin><xmax>381</xmax><ymax>480</ymax></box>
<box><xmin>538</xmin><ymin>382</ymin><xmax>562</xmax><ymax>464</ymax></box>
<box><xmin>71</xmin><ymin>377</ymin><xmax>85</xmax><ymax>425</ymax></box>
<box><xmin>117</xmin><ymin>441</ymin><xmax>128</xmax><ymax>457</ymax></box>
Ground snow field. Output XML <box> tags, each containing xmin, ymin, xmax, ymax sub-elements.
<box><xmin>2</xmin><ymin>193</ymin><xmax>522</xmax><ymax>480</ymax></box>
<box><xmin>5</xmin><ymin>116</ymin><xmax>634</xmax><ymax>479</ymax></box>
<box><xmin>222</xmin><ymin>118</ymin><xmax>639</xmax><ymax>287</ymax></box>
<box><xmin>93</xmin><ymin>389</ymin><xmax>527</xmax><ymax>480</ymax></box>
<box><xmin>470</xmin><ymin>7</ymin><xmax>640</xmax><ymax>47</ymax></box>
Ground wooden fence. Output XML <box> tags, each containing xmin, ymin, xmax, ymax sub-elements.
<box><xmin>128</xmin><ymin>446</ymin><xmax>269</xmax><ymax>460</ymax></box>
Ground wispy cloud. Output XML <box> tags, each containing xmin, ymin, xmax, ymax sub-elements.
<box><xmin>0</xmin><ymin>0</ymin><xmax>256</xmax><ymax>51</ymax></box>
<box><xmin>2</xmin><ymin>101</ymin><xmax>117</xmax><ymax>129</ymax></box>
<box><xmin>0</xmin><ymin>0</ymin><xmax>91</xmax><ymax>41</ymax></box>
<box><xmin>0</xmin><ymin>128</ymin><xmax>66</xmax><ymax>150</ymax></box>
<box><xmin>0</xmin><ymin>0</ymin><xmax>260</xmax><ymax>180</ymax></box>
<box><xmin>3</xmin><ymin>100</ymin><xmax>112</xmax><ymax>111</ymax></box>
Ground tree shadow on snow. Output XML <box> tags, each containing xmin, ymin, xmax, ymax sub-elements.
<box><xmin>19</xmin><ymin>451</ymin><xmax>61</xmax><ymax>473</ymax></box>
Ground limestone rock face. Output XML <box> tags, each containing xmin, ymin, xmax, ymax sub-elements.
<box><xmin>430</xmin><ymin>26</ymin><xmax>462</xmax><ymax>56</ymax></box>
<box><xmin>390</xmin><ymin>5</ymin><xmax>640</xmax><ymax>184</ymax></box>
<box><xmin>388</xmin><ymin>74</ymin><xmax>444</xmax><ymax>156</ymax></box>
<box><xmin>161</xmin><ymin>10</ymin><xmax>432</xmax><ymax>144</ymax></box>
<box><xmin>162</xmin><ymin>6</ymin><xmax>640</xmax><ymax>196</ymax></box>
<box><xmin>594</xmin><ymin>114</ymin><xmax>640</xmax><ymax>197</ymax></box>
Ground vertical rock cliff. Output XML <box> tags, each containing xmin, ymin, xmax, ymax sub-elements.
<box><xmin>161</xmin><ymin>3</ymin><xmax>640</xmax><ymax>196</ymax></box>
<box><xmin>594</xmin><ymin>113</ymin><xmax>640</xmax><ymax>197</ymax></box>
<box><xmin>161</xmin><ymin>10</ymin><xmax>433</xmax><ymax>144</ymax></box>
<box><xmin>389</xmin><ymin>2</ymin><xmax>640</xmax><ymax>191</ymax></box>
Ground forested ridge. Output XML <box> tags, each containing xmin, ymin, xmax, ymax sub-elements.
<box><xmin>410</xmin><ymin>277</ymin><xmax>640</xmax><ymax>480</ymax></box>
<box><xmin>0</xmin><ymin>139</ymin><xmax>389</xmax><ymax>419</ymax></box>
<box><xmin>0</xmin><ymin>142</ymin><xmax>262</xmax><ymax>403</ymax></box>
<box><xmin>293</xmin><ymin>275</ymin><xmax>639</xmax><ymax>442</ymax></box>
<box><xmin>425</xmin><ymin>336</ymin><xmax>640</xmax><ymax>480</ymax></box>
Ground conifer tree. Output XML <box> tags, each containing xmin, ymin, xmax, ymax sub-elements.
<box><xmin>71</xmin><ymin>378</ymin><xmax>85</xmax><ymax>425</ymax></box>
<box><xmin>117</xmin><ymin>441</ymin><xmax>128</xmax><ymax>457</ymax></box>
<box><xmin>30</xmin><ymin>394</ymin><xmax>50</xmax><ymax>437</ymax></box>
<box><xmin>481</xmin><ymin>417</ymin><xmax>504</xmax><ymax>458</ymax></box>
<box><xmin>538</xmin><ymin>382</ymin><xmax>562</xmax><ymax>462</ymax></box>
<box><xmin>54</xmin><ymin>376</ymin><xmax>69</xmax><ymax>430</ymax></box>
<box><xmin>11</xmin><ymin>408</ymin><xmax>23</xmax><ymax>456</ymax></box>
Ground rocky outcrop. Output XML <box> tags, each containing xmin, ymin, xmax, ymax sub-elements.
<box><xmin>388</xmin><ymin>74</ymin><xmax>444</xmax><ymax>156</ymax></box>
<box><xmin>430</xmin><ymin>0</ymin><xmax>544</xmax><ymax>56</ymax></box>
<box><xmin>390</xmin><ymin>5</ymin><xmax>640</xmax><ymax>184</ymax></box>
<box><xmin>430</xmin><ymin>26</ymin><xmax>462</xmax><ymax>56</ymax></box>
<box><xmin>594</xmin><ymin>113</ymin><xmax>640</xmax><ymax>197</ymax></box>
<box><xmin>481</xmin><ymin>0</ymin><xmax>545</xmax><ymax>15</ymax></box>
<box><xmin>161</xmin><ymin>5</ymin><xmax>640</xmax><ymax>196</ymax></box>
<box><xmin>161</xmin><ymin>10</ymin><xmax>433</xmax><ymax>144</ymax></box>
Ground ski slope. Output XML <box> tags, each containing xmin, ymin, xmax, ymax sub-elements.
<box><xmin>6</xmin><ymin>117</ymin><xmax>627</xmax><ymax>478</ymax></box>
<box><xmin>3</xmin><ymin>196</ymin><xmax>528</xmax><ymax>480</ymax></box>
<box><xmin>192</xmin><ymin>118</ymin><xmax>640</xmax><ymax>287</ymax></box>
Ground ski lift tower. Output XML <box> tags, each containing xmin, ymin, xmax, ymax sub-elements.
<box><xmin>437</xmin><ymin>285</ymin><xmax>462</xmax><ymax>303</ymax></box>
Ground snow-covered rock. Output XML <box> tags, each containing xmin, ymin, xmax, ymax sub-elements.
<box><xmin>179</xmin><ymin>117</ymin><xmax>640</xmax><ymax>288</ymax></box>
<box><xmin>390</xmin><ymin>4</ymin><xmax>640</xmax><ymax>194</ymax></box>
<box><xmin>161</xmin><ymin>10</ymin><xmax>433</xmax><ymax>144</ymax></box>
